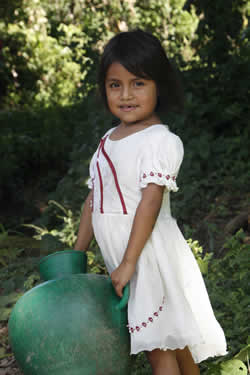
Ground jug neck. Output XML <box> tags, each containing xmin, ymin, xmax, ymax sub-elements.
<box><xmin>39</xmin><ymin>250</ymin><xmax>87</xmax><ymax>281</ymax></box>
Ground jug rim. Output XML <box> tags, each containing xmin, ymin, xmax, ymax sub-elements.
<box><xmin>38</xmin><ymin>249</ymin><xmax>86</xmax><ymax>266</ymax></box>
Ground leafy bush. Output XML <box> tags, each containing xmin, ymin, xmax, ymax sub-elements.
<box><xmin>205</xmin><ymin>230</ymin><xmax>249</xmax><ymax>356</ymax></box>
<box><xmin>0</xmin><ymin>102</ymin><xmax>91</xmax><ymax>216</ymax></box>
<box><xmin>0</xmin><ymin>0</ymin><xmax>200</xmax><ymax>110</ymax></box>
<box><xmin>26</xmin><ymin>200</ymin><xmax>107</xmax><ymax>275</ymax></box>
<box><xmin>0</xmin><ymin>231</ymin><xmax>41</xmax><ymax>322</ymax></box>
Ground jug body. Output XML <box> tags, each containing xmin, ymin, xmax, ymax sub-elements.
<box><xmin>8</xmin><ymin>251</ymin><xmax>133</xmax><ymax>375</ymax></box>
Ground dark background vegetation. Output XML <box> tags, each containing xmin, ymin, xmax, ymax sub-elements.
<box><xmin>0</xmin><ymin>0</ymin><xmax>249</xmax><ymax>374</ymax></box>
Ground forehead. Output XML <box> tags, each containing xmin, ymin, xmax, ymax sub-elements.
<box><xmin>106</xmin><ymin>62</ymin><xmax>139</xmax><ymax>80</ymax></box>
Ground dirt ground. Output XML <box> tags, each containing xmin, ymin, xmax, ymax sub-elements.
<box><xmin>0</xmin><ymin>356</ymin><xmax>22</xmax><ymax>375</ymax></box>
<box><xmin>0</xmin><ymin>324</ymin><xmax>22</xmax><ymax>375</ymax></box>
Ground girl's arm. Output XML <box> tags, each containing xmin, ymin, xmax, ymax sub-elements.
<box><xmin>111</xmin><ymin>184</ymin><xmax>164</xmax><ymax>297</ymax></box>
<box><xmin>74</xmin><ymin>190</ymin><xmax>94</xmax><ymax>251</ymax></box>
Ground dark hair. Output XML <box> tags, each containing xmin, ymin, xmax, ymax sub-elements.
<box><xmin>98</xmin><ymin>29</ymin><xmax>184</xmax><ymax>114</ymax></box>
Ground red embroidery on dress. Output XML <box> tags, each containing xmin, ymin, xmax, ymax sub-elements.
<box><xmin>142</xmin><ymin>172</ymin><xmax>177</xmax><ymax>185</ymax></box>
<box><xmin>127</xmin><ymin>296</ymin><xmax>166</xmax><ymax>334</ymax></box>
<box><xmin>96</xmin><ymin>161</ymin><xmax>104</xmax><ymax>214</ymax></box>
<box><xmin>91</xmin><ymin>178</ymin><xmax>94</xmax><ymax>212</ymax></box>
<box><xmin>95</xmin><ymin>136</ymin><xmax>108</xmax><ymax>213</ymax></box>
<box><xmin>101</xmin><ymin>140</ymin><xmax>128</xmax><ymax>215</ymax></box>
<box><xmin>97</xmin><ymin>137</ymin><xmax>106</xmax><ymax>158</ymax></box>
<box><xmin>95</xmin><ymin>135</ymin><xmax>128</xmax><ymax>215</ymax></box>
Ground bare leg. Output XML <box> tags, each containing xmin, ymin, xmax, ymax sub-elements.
<box><xmin>146</xmin><ymin>349</ymin><xmax>181</xmax><ymax>375</ymax></box>
<box><xmin>175</xmin><ymin>347</ymin><xmax>200</xmax><ymax>375</ymax></box>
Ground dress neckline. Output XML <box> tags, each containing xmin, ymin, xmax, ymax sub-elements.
<box><xmin>107</xmin><ymin>124</ymin><xmax>166</xmax><ymax>142</ymax></box>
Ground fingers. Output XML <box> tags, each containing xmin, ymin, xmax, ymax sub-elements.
<box><xmin>115</xmin><ymin>285</ymin><xmax>123</xmax><ymax>298</ymax></box>
<box><xmin>112</xmin><ymin>280</ymin><xmax>124</xmax><ymax>298</ymax></box>
<box><xmin>111</xmin><ymin>264</ymin><xmax>131</xmax><ymax>298</ymax></box>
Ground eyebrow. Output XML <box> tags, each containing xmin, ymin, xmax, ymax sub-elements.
<box><xmin>106</xmin><ymin>77</ymin><xmax>143</xmax><ymax>82</ymax></box>
<box><xmin>106</xmin><ymin>78</ymin><xmax>120</xmax><ymax>82</ymax></box>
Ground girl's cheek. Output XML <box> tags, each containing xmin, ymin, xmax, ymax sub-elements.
<box><xmin>109</xmin><ymin>91</ymin><xmax>120</xmax><ymax>100</ymax></box>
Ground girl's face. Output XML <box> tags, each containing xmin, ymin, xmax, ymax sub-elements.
<box><xmin>105</xmin><ymin>62</ymin><xmax>159</xmax><ymax>127</ymax></box>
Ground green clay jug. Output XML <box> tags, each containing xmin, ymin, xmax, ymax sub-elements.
<box><xmin>8</xmin><ymin>250</ymin><xmax>132</xmax><ymax>375</ymax></box>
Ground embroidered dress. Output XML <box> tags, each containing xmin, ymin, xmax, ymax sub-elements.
<box><xmin>87</xmin><ymin>124</ymin><xmax>227</xmax><ymax>363</ymax></box>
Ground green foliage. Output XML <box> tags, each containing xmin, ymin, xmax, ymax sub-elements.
<box><xmin>0</xmin><ymin>0</ymin><xmax>200</xmax><ymax>109</ymax></box>
<box><xmin>0</xmin><ymin>293</ymin><xmax>23</xmax><ymax>322</ymax></box>
<box><xmin>171</xmin><ymin>124</ymin><xmax>250</xmax><ymax>222</ymax></box>
<box><xmin>206</xmin><ymin>359</ymin><xmax>248</xmax><ymax>375</ymax></box>
<box><xmin>0</xmin><ymin>247</ymin><xmax>24</xmax><ymax>267</ymax></box>
<box><xmin>25</xmin><ymin>200</ymin><xmax>80</xmax><ymax>247</ymax></box>
<box><xmin>0</xmin><ymin>0</ymin><xmax>250</xmax><ymax>372</ymax></box>
<box><xmin>0</xmin><ymin>1</ymin><xmax>91</xmax><ymax>109</ymax></box>
<box><xmin>234</xmin><ymin>338</ymin><xmax>250</xmax><ymax>363</ymax></box>
<box><xmin>0</xmin><ymin>246</ymin><xmax>40</xmax><ymax>322</ymax></box>
<box><xmin>1</xmin><ymin>0</ymin><xmax>249</xmax><ymax>229</ymax></box>
<box><xmin>204</xmin><ymin>230</ymin><xmax>249</xmax><ymax>359</ymax></box>
<box><xmin>187</xmin><ymin>238</ymin><xmax>213</xmax><ymax>275</ymax></box>
<box><xmin>86</xmin><ymin>244</ymin><xmax>107</xmax><ymax>275</ymax></box>
<box><xmin>133</xmin><ymin>0</ymin><xmax>199</xmax><ymax>61</ymax></box>
<box><xmin>132</xmin><ymin>352</ymin><xmax>151</xmax><ymax>375</ymax></box>
<box><xmin>0</xmin><ymin>225</ymin><xmax>41</xmax><ymax>323</ymax></box>
<box><xmin>27</xmin><ymin>200</ymin><xmax>107</xmax><ymax>274</ymax></box>
<box><xmin>0</xmin><ymin>102</ymin><xmax>91</xmax><ymax>217</ymax></box>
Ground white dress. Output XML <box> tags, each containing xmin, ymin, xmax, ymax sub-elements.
<box><xmin>87</xmin><ymin>124</ymin><xmax>227</xmax><ymax>363</ymax></box>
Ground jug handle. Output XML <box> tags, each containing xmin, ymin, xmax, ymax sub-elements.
<box><xmin>115</xmin><ymin>283</ymin><xmax>130</xmax><ymax>311</ymax></box>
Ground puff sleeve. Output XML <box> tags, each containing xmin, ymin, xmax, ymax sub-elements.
<box><xmin>138</xmin><ymin>129</ymin><xmax>184</xmax><ymax>192</ymax></box>
<box><xmin>86</xmin><ymin>151</ymin><xmax>96</xmax><ymax>189</ymax></box>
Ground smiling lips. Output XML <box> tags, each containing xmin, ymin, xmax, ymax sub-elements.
<box><xmin>119</xmin><ymin>105</ymin><xmax>138</xmax><ymax>112</ymax></box>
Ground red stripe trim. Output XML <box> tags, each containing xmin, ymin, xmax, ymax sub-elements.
<box><xmin>97</xmin><ymin>135</ymin><xmax>108</xmax><ymax>158</ymax></box>
<box><xmin>101</xmin><ymin>141</ymin><xmax>128</xmax><ymax>215</ymax></box>
<box><xmin>97</xmin><ymin>140</ymin><xmax>103</xmax><ymax>158</ymax></box>
<box><xmin>96</xmin><ymin>161</ymin><xmax>104</xmax><ymax>213</ymax></box>
<box><xmin>92</xmin><ymin>179</ymin><xmax>94</xmax><ymax>212</ymax></box>
<box><xmin>95</xmin><ymin>136</ymin><xmax>108</xmax><ymax>214</ymax></box>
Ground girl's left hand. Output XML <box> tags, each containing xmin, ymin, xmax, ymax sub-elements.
<box><xmin>111</xmin><ymin>260</ymin><xmax>136</xmax><ymax>298</ymax></box>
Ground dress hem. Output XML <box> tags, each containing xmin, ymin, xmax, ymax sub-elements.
<box><xmin>130</xmin><ymin>345</ymin><xmax>228</xmax><ymax>364</ymax></box>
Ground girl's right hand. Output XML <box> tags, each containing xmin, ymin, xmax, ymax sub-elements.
<box><xmin>111</xmin><ymin>260</ymin><xmax>136</xmax><ymax>298</ymax></box>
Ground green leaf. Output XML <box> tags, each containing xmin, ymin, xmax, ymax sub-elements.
<box><xmin>234</xmin><ymin>344</ymin><xmax>250</xmax><ymax>362</ymax></box>
<box><xmin>197</xmin><ymin>258</ymin><xmax>208</xmax><ymax>274</ymax></box>
<box><xmin>0</xmin><ymin>307</ymin><xmax>12</xmax><ymax>321</ymax></box>
<box><xmin>0</xmin><ymin>347</ymin><xmax>7</xmax><ymax>359</ymax></box>
<box><xmin>40</xmin><ymin>233</ymin><xmax>64</xmax><ymax>253</ymax></box>
<box><xmin>0</xmin><ymin>292</ymin><xmax>22</xmax><ymax>308</ymax></box>
<box><xmin>220</xmin><ymin>359</ymin><xmax>247</xmax><ymax>375</ymax></box>
<box><xmin>0</xmin><ymin>352</ymin><xmax>13</xmax><ymax>360</ymax></box>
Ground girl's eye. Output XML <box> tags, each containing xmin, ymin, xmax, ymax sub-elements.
<box><xmin>109</xmin><ymin>82</ymin><xmax>120</xmax><ymax>88</ymax></box>
<box><xmin>134</xmin><ymin>81</ymin><xmax>144</xmax><ymax>87</ymax></box>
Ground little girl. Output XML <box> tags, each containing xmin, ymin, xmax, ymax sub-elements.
<box><xmin>74</xmin><ymin>29</ymin><xmax>227</xmax><ymax>375</ymax></box>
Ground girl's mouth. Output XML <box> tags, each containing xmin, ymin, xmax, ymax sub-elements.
<box><xmin>119</xmin><ymin>105</ymin><xmax>138</xmax><ymax>112</ymax></box>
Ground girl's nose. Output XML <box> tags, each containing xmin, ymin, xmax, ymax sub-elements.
<box><xmin>120</xmin><ymin>85</ymin><xmax>133</xmax><ymax>100</ymax></box>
